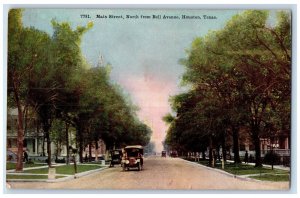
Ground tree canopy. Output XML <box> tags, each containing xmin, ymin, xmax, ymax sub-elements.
<box><xmin>8</xmin><ymin>9</ymin><xmax>152</xmax><ymax>169</ymax></box>
<box><xmin>164</xmin><ymin>10</ymin><xmax>291</xmax><ymax>167</ymax></box>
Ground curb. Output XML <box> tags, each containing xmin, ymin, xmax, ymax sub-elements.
<box><xmin>182</xmin><ymin>159</ymin><xmax>262</xmax><ymax>182</ymax></box>
<box><xmin>73</xmin><ymin>166</ymin><xmax>109</xmax><ymax>179</ymax></box>
<box><xmin>6</xmin><ymin>166</ymin><xmax>109</xmax><ymax>183</ymax></box>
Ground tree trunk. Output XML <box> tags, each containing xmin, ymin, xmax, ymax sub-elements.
<box><xmin>76</xmin><ymin>126</ymin><xmax>84</xmax><ymax>163</ymax></box>
<box><xmin>89</xmin><ymin>142</ymin><xmax>92</xmax><ymax>162</ymax></box>
<box><xmin>232</xmin><ymin>125</ymin><xmax>241</xmax><ymax>164</ymax></box>
<box><xmin>36</xmin><ymin>120</ymin><xmax>40</xmax><ymax>155</ymax></box>
<box><xmin>45</xmin><ymin>129</ymin><xmax>52</xmax><ymax>167</ymax></box>
<box><xmin>216</xmin><ymin>146</ymin><xmax>221</xmax><ymax>161</ymax></box>
<box><xmin>221</xmin><ymin>132</ymin><xmax>227</xmax><ymax>162</ymax></box>
<box><xmin>202</xmin><ymin>149</ymin><xmax>206</xmax><ymax>160</ymax></box>
<box><xmin>65</xmin><ymin>122</ymin><xmax>69</xmax><ymax>165</ymax></box>
<box><xmin>95</xmin><ymin>140</ymin><xmax>99</xmax><ymax>161</ymax></box>
<box><xmin>12</xmin><ymin>77</ymin><xmax>25</xmax><ymax>172</ymax></box>
<box><xmin>15</xmin><ymin>98</ymin><xmax>24</xmax><ymax>172</ymax></box>
<box><xmin>42</xmin><ymin>136</ymin><xmax>45</xmax><ymax>156</ymax></box>
<box><xmin>55</xmin><ymin>142</ymin><xmax>58</xmax><ymax>161</ymax></box>
<box><xmin>252</xmin><ymin>125</ymin><xmax>262</xmax><ymax>167</ymax></box>
<box><xmin>79</xmin><ymin>139</ymin><xmax>83</xmax><ymax>163</ymax></box>
<box><xmin>43</xmin><ymin>119</ymin><xmax>51</xmax><ymax>166</ymax></box>
<box><xmin>208</xmin><ymin>136</ymin><xmax>213</xmax><ymax>166</ymax></box>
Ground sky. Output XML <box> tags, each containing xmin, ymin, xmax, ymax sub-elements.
<box><xmin>22</xmin><ymin>9</ymin><xmax>240</xmax><ymax>152</ymax></box>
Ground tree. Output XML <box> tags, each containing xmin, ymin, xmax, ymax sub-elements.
<box><xmin>144</xmin><ymin>142</ymin><xmax>156</xmax><ymax>154</ymax></box>
<box><xmin>7</xmin><ymin>10</ymin><xmax>152</xmax><ymax>167</ymax></box>
<box><xmin>8</xmin><ymin>9</ymin><xmax>26</xmax><ymax>172</ymax></box>
<box><xmin>41</xmin><ymin>20</ymin><xmax>93</xmax><ymax>165</ymax></box>
<box><xmin>8</xmin><ymin>9</ymin><xmax>53</xmax><ymax>171</ymax></box>
<box><xmin>208</xmin><ymin>10</ymin><xmax>291</xmax><ymax>166</ymax></box>
<box><xmin>165</xmin><ymin>10</ymin><xmax>291</xmax><ymax>167</ymax></box>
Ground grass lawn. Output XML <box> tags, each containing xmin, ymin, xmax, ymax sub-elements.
<box><xmin>6</xmin><ymin>175</ymin><xmax>66</xmax><ymax>180</ymax></box>
<box><xmin>195</xmin><ymin>159</ymin><xmax>289</xmax><ymax>175</ymax></box>
<box><xmin>249</xmin><ymin>174</ymin><xmax>290</xmax><ymax>182</ymax></box>
<box><xmin>6</xmin><ymin>162</ymin><xmax>47</xmax><ymax>170</ymax></box>
<box><xmin>23</xmin><ymin>164</ymin><xmax>103</xmax><ymax>175</ymax></box>
<box><xmin>218</xmin><ymin>163</ymin><xmax>288</xmax><ymax>175</ymax></box>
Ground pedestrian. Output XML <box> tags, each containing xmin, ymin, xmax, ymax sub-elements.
<box><xmin>85</xmin><ymin>153</ymin><xmax>88</xmax><ymax>162</ymax></box>
<box><xmin>23</xmin><ymin>151</ymin><xmax>28</xmax><ymax>162</ymax></box>
<box><xmin>244</xmin><ymin>150</ymin><xmax>249</xmax><ymax>164</ymax></box>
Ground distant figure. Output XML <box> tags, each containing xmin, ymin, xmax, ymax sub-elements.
<box><xmin>244</xmin><ymin>151</ymin><xmax>249</xmax><ymax>164</ymax></box>
<box><xmin>85</xmin><ymin>153</ymin><xmax>88</xmax><ymax>162</ymax></box>
<box><xmin>23</xmin><ymin>151</ymin><xmax>28</xmax><ymax>162</ymax></box>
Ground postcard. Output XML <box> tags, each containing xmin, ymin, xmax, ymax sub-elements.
<box><xmin>5</xmin><ymin>7</ymin><xmax>291</xmax><ymax>191</ymax></box>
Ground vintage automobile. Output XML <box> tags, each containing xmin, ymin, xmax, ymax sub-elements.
<box><xmin>122</xmin><ymin>145</ymin><xmax>143</xmax><ymax>171</ymax></box>
<box><xmin>161</xmin><ymin>150</ymin><xmax>167</xmax><ymax>157</ymax></box>
<box><xmin>170</xmin><ymin>150</ymin><xmax>178</xmax><ymax>158</ymax></box>
<box><xmin>109</xmin><ymin>149</ymin><xmax>123</xmax><ymax>167</ymax></box>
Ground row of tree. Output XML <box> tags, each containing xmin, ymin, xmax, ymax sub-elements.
<box><xmin>163</xmin><ymin>10</ymin><xmax>291</xmax><ymax>167</ymax></box>
<box><xmin>8</xmin><ymin>9</ymin><xmax>151</xmax><ymax>171</ymax></box>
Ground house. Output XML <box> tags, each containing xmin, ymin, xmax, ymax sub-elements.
<box><xmin>235</xmin><ymin>130</ymin><xmax>290</xmax><ymax>166</ymax></box>
<box><xmin>82</xmin><ymin>139</ymin><xmax>107</xmax><ymax>160</ymax></box>
<box><xmin>6</xmin><ymin>108</ymin><xmax>44</xmax><ymax>158</ymax></box>
<box><xmin>6</xmin><ymin>108</ymin><xmax>107</xmax><ymax>162</ymax></box>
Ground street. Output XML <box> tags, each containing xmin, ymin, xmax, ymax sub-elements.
<box><xmin>7</xmin><ymin>156</ymin><xmax>289</xmax><ymax>190</ymax></box>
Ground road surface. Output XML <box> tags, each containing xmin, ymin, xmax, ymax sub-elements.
<box><xmin>7</xmin><ymin>156</ymin><xmax>289</xmax><ymax>190</ymax></box>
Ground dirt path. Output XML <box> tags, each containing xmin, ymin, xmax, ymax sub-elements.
<box><xmin>7</xmin><ymin>156</ymin><xmax>289</xmax><ymax>190</ymax></box>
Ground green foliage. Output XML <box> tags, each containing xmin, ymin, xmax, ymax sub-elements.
<box><xmin>6</xmin><ymin>175</ymin><xmax>50</xmax><ymax>180</ymax></box>
<box><xmin>8</xmin><ymin>9</ymin><xmax>152</xmax><ymax>165</ymax></box>
<box><xmin>164</xmin><ymin>10</ymin><xmax>291</xmax><ymax>166</ymax></box>
<box><xmin>197</xmin><ymin>159</ymin><xmax>289</xmax><ymax>177</ymax></box>
<box><xmin>162</xmin><ymin>113</ymin><xmax>175</xmax><ymax>124</ymax></box>
<box><xmin>144</xmin><ymin>142</ymin><xmax>156</xmax><ymax>154</ymax></box>
<box><xmin>249</xmin><ymin>174</ymin><xmax>290</xmax><ymax>182</ymax></box>
<box><xmin>6</xmin><ymin>162</ymin><xmax>45</xmax><ymax>170</ymax></box>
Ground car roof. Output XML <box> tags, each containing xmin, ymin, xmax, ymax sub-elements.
<box><xmin>124</xmin><ymin>145</ymin><xmax>143</xmax><ymax>149</ymax></box>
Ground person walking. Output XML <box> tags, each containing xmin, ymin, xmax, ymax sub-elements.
<box><xmin>23</xmin><ymin>151</ymin><xmax>28</xmax><ymax>162</ymax></box>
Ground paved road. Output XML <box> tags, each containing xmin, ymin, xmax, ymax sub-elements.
<box><xmin>7</xmin><ymin>156</ymin><xmax>289</xmax><ymax>190</ymax></box>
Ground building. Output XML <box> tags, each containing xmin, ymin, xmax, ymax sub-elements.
<box><xmin>6</xmin><ymin>108</ymin><xmax>44</xmax><ymax>158</ymax></box>
<box><xmin>7</xmin><ymin>108</ymin><xmax>107</xmax><ymax>162</ymax></box>
<box><xmin>82</xmin><ymin>139</ymin><xmax>107</xmax><ymax>160</ymax></box>
<box><xmin>234</xmin><ymin>130</ymin><xmax>290</xmax><ymax>166</ymax></box>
